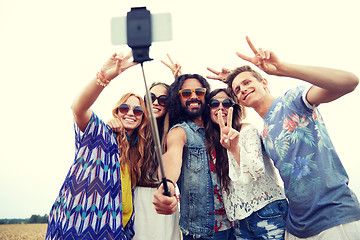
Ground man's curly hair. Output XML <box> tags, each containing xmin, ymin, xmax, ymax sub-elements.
<box><xmin>167</xmin><ymin>74</ymin><xmax>211</xmax><ymax>128</ymax></box>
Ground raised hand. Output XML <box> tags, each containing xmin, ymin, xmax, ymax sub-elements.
<box><xmin>206</xmin><ymin>67</ymin><xmax>231</xmax><ymax>83</ymax></box>
<box><xmin>101</xmin><ymin>52</ymin><xmax>138</xmax><ymax>81</ymax></box>
<box><xmin>218</xmin><ymin>107</ymin><xmax>240</xmax><ymax>153</ymax></box>
<box><xmin>236</xmin><ymin>36</ymin><xmax>282</xmax><ymax>76</ymax></box>
<box><xmin>161</xmin><ymin>54</ymin><xmax>182</xmax><ymax>79</ymax></box>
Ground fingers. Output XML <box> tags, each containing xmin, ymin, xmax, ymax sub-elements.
<box><xmin>218</xmin><ymin>109</ymin><xmax>226</xmax><ymax>130</ymax></box>
<box><xmin>107</xmin><ymin>118</ymin><xmax>123</xmax><ymax>132</ymax></box>
<box><xmin>206</xmin><ymin>75</ymin><xmax>221</xmax><ymax>80</ymax></box>
<box><xmin>160</xmin><ymin>59</ymin><xmax>171</xmax><ymax>69</ymax></box>
<box><xmin>152</xmin><ymin>187</ymin><xmax>178</xmax><ymax>215</ymax></box>
<box><xmin>227</xmin><ymin>107</ymin><xmax>233</xmax><ymax>128</ymax></box>
<box><xmin>236</xmin><ymin>51</ymin><xmax>253</xmax><ymax>62</ymax></box>
<box><xmin>237</xmin><ymin>36</ymin><xmax>262</xmax><ymax>64</ymax></box>
<box><xmin>166</xmin><ymin>53</ymin><xmax>175</xmax><ymax>65</ymax></box>
<box><xmin>246</xmin><ymin>36</ymin><xmax>259</xmax><ymax>55</ymax></box>
<box><xmin>227</xmin><ymin>128</ymin><xmax>239</xmax><ymax>141</ymax></box>
<box><xmin>174</xmin><ymin>65</ymin><xmax>182</xmax><ymax>78</ymax></box>
<box><xmin>222</xmin><ymin>68</ymin><xmax>231</xmax><ymax>74</ymax></box>
<box><xmin>264</xmin><ymin>50</ymin><xmax>271</xmax><ymax>60</ymax></box>
<box><xmin>207</xmin><ymin>67</ymin><xmax>220</xmax><ymax>75</ymax></box>
<box><xmin>123</xmin><ymin>51</ymin><xmax>132</xmax><ymax>61</ymax></box>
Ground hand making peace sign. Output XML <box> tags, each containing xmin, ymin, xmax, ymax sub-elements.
<box><xmin>206</xmin><ymin>67</ymin><xmax>231</xmax><ymax>83</ymax></box>
<box><xmin>236</xmin><ymin>36</ymin><xmax>283</xmax><ymax>76</ymax></box>
<box><xmin>161</xmin><ymin>53</ymin><xmax>182</xmax><ymax>79</ymax></box>
<box><xmin>101</xmin><ymin>52</ymin><xmax>138</xmax><ymax>81</ymax></box>
<box><xmin>218</xmin><ymin>107</ymin><xmax>240</xmax><ymax>153</ymax></box>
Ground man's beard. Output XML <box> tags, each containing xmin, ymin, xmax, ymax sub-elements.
<box><xmin>181</xmin><ymin>99</ymin><xmax>205</xmax><ymax>119</ymax></box>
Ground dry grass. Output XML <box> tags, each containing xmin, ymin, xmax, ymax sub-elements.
<box><xmin>0</xmin><ymin>224</ymin><xmax>47</xmax><ymax>240</ymax></box>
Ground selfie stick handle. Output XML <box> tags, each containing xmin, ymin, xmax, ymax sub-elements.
<box><xmin>140</xmin><ymin>64</ymin><xmax>171</xmax><ymax>197</ymax></box>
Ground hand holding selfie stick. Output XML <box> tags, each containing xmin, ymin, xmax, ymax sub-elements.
<box><xmin>127</xmin><ymin>7</ymin><xmax>171</xmax><ymax>197</ymax></box>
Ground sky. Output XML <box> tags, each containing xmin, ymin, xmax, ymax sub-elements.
<box><xmin>0</xmin><ymin>0</ymin><xmax>359</xmax><ymax>219</ymax></box>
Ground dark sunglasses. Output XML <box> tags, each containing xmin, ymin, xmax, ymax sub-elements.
<box><xmin>118</xmin><ymin>103</ymin><xmax>144</xmax><ymax>117</ymax></box>
<box><xmin>178</xmin><ymin>88</ymin><xmax>206</xmax><ymax>99</ymax></box>
<box><xmin>208</xmin><ymin>98</ymin><xmax>234</xmax><ymax>109</ymax></box>
<box><xmin>150</xmin><ymin>93</ymin><xmax>168</xmax><ymax>106</ymax></box>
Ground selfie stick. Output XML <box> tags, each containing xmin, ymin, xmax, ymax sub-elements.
<box><xmin>126</xmin><ymin>7</ymin><xmax>171</xmax><ymax>197</ymax></box>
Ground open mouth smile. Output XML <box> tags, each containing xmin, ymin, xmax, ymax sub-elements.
<box><xmin>243</xmin><ymin>90</ymin><xmax>254</xmax><ymax>101</ymax></box>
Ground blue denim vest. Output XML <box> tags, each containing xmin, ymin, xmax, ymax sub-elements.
<box><xmin>171</xmin><ymin>121</ymin><xmax>215</xmax><ymax>238</ymax></box>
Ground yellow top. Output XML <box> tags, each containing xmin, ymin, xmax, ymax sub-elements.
<box><xmin>120</xmin><ymin>163</ymin><xmax>133</xmax><ymax>227</ymax></box>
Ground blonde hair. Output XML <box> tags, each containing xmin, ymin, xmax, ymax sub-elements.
<box><xmin>111</xmin><ymin>93</ymin><xmax>151</xmax><ymax>188</ymax></box>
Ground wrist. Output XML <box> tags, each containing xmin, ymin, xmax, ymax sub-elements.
<box><xmin>275</xmin><ymin>62</ymin><xmax>292</xmax><ymax>77</ymax></box>
<box><xmin>96</xmin><ymin>71</ymin><xmax>111</xmax><ymax>87</ymax></box>
<box><xmin>229</xmin><ymin>144</ymin><xmax>240</xmax><ymax>156</ymax></box>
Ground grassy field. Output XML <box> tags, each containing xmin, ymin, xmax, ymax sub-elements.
<box><xmin>0</xmin><ymin>224</ymin><xmax>47</xmax><ymax>240</ymax></box>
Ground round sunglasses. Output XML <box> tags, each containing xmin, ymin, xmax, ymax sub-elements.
<box><xmin>208</xmin><ymin>98</ymin><xmax>234</xmax><ymax>109</ymax></box>
<box><xmin>118</xmin><ymin>103</ymin><xmax>144</xmax><ymax>117</ymax></box>
<box><xmin>178</xmin><ymin>88</ymin><xmax>206</xmax><ymax>99</ymax></box>
<box><xmin>150</xmin><ymin>93</ymin><xmax>168</xmax><ymax>106</ymax></box>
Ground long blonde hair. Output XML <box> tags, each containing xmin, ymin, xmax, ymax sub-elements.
<box><xmin>111</xmin><ymin>93</ymin><xmax>151</xmax><ymax>188</ymax></box>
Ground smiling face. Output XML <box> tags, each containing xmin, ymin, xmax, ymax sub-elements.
<box><xmin>231</xmin><ymin>71</ymin><xmax>268</xmax><ymax>108</ymax></box>
<box><xmin>150</xmin><ymin>84</ymin><xmax>168</xmax><ymax>119</ymax></box>
<box><xmin>209</xmin><ymin>91</ymin><xmax>232</xmax><ymax>125</ymax></box>
<box><xmin>116</xmin><ymin>95</ymin><xmax>143</xmax><ymax>136</ymax></box>
<box><xmin>179</xmin><ymin>78</ymin><xmax>206</xmax><ymax>119</ymax></box>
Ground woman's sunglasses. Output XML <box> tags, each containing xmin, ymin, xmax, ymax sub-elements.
<box><xmin>118</xmin><ymin>103</ymin><xmax>144</xmax><ymax>117</ymax></box>
<box><xmin>178</xmin><ymin>88</ymin><xmax>206</xmax><ymax>99</ymax></box>
<box><xmin>208</xmin><ymin>98</ymin><xmax>234</xmax><ymax>109</ymax></box>
<box><xmin>150</xmin><ymin>93</ymin><xmax>168</xmax><ymax>107</ymax></box>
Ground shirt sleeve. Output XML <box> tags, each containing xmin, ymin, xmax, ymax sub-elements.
<box><xmin>74</xmin><ymin>112</ymin><xmax>113</xmax><ymax>150</ymax></box>
<box><xmin>228</xmin><ymin>125</ymin><xmax>265</xmax><ymax>184</ymax></box>
<box><xmin>301</xmin><ymin>85</ymin><xmax>318</xmax><ymax>110</ymax></box>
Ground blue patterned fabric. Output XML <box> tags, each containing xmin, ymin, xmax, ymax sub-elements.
<box><xmin>46</xmin><ymin>113</ymin><xmax>134</xmax><ymax>240</ymax></box>
<box><xmin>262</xmin><ymin>86</ymin><xmax>360</xmax><ymax>238</ymax></box>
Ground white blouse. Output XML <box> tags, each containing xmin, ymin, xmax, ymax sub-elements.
<box><xmin>222</xmin><ymin>124</ymin><xmax>286</xmax><ymax>221</ymax></box>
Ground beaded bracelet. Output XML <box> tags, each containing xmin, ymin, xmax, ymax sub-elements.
<box><xmin>96</xmin><ymin>71</ymin><xmax>111</xmax><ymax>87</ymax></box>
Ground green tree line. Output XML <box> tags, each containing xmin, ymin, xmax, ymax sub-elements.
<box><xmin>0</xmin><ymin>214</ymin><xmax>48</xmax><ymax>224</ymax></box>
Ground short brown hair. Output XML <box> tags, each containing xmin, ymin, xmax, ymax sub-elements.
<box><xmin>225</xmin><ymin>65</ymin><xmax>264</xmax><ymax>97</ymax></box>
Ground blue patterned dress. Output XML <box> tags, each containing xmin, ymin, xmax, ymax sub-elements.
<box><xmin>46</xmin><ymin>113</ymin><xmax>135</xmax><ymax>240</ymax></box>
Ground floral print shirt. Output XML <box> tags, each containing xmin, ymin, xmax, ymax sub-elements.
<box><xmin>261</xmin><ymin>86</ymin><xmax>360</xmax><ymax>238</ymax></box>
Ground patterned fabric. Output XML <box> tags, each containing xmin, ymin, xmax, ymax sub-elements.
<box><xmin>261</xmin><ymin>86</ymin><xmax>360</xmax><ymax>238</ymax></box>
<box><xmin>46</xmin><ymin>113</ymin><xmax>135</xmax><ymax>240</ymax></box>
<box><xmin>222</xmin><ymin>124</ymin><xmax>286</xmax><ymax>221</ymax></box>
<box><xmin>209</xmin><ymin>150</ymin><xmax>233</xmax><ymax>232</ymax></box>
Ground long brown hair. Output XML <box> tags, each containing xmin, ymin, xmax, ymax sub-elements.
<box><xmin>205</xmin><ymin>88</ymin><xmax>245</xmax><ymax>193</ymax></box>
<box><xmin>149</xmin><ymin>82</ymin><xmax>170</xmax><ymax>153</ymax></box>
<box><xmin>111</xmin><ymin>93</ymin><xmax>152</xmax><ymax>188</ymax></box>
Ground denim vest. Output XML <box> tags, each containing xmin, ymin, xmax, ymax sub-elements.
<box><xmin>171</xmin><ymin>121</ymin><xmax>215</xmax><ymax>238</ymax></box>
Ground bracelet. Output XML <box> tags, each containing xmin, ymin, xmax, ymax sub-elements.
<box><xmin>157</xmin><ymin>179</ymin><xmax>176</xmax><ymax>190</ymax></box>
<box><xmin>96</xmin><ymin>71</ymin><xmax>111</xmax><ymax>87</ymax></box>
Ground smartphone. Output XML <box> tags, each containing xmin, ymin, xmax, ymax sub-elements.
<box><xmin>111</xmin><ymin>12</ymin><xmax>172</xmax><ymax>45</ymax></box>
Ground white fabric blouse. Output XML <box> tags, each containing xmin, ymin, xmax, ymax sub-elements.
<box><xmin>222</xmin><ymin>124</ymin><xmax>286</xmax><ymax>221</ymax></box>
